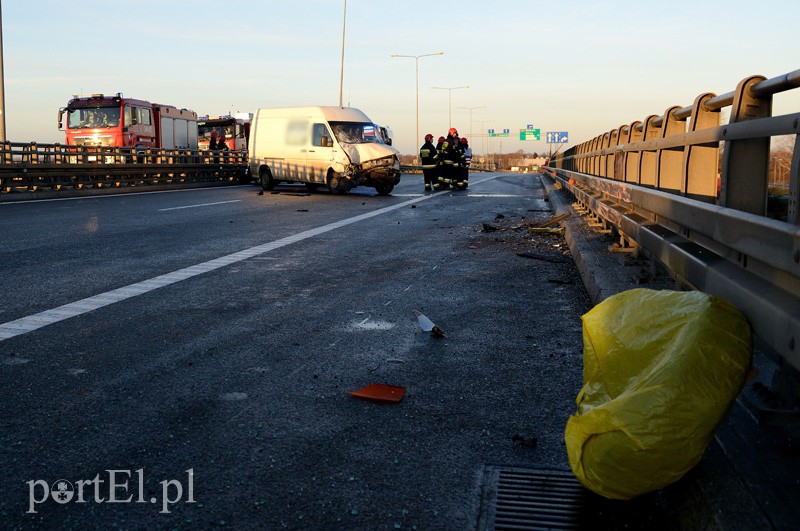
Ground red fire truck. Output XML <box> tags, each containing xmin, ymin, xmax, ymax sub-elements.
<box><xmin>197</xmin><ymin>113</ymin><xmax>252</xmax><ymax>151</ymax></box>
<box><xmin>58</xmin><ymin>93</ymin><xmax>199</xmax><ymax>150</ymax></box>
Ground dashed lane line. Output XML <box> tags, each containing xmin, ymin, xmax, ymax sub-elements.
<box><xmin>158</xmin><ymin>200</ymin><xmax>242</xmax><ymax>211</ymax></box>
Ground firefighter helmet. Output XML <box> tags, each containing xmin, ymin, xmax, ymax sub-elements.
<box><xmin>448</xmin><ymin>127</ymin><xmax>458</xmax><ymax>136</ymax></box>
<box><xmin>425</xmin><ymin>133</ymin><xmax>433</xmax><ymax>142</ymax></box>
<box><xmin>460</xmin><ymin>137</ymin><xmax>468</xmax><ymax>144</ymax></box>
<box><xmin>438</xmin><ymin>136</ymin><xmax>445</xmax><ymax>143</ymax></box>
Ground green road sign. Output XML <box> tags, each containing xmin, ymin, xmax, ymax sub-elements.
<box><xmin>519</xmin><ymin>128</ymin><xmax>541</xmax><ymax>141</ymax></box>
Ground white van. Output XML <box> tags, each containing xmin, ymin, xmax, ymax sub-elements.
<box><xmin>248</xmin><ymin>106</ymin><xmax>402</xmax><ymax>195</ymax></box>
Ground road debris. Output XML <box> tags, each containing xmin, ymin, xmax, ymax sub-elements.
<box><xmin>512</xmin><ymin>434</ymin><xmax>538</xmax><ymax>448</ymax></box>
<box><xmin>348</xmin><ymin>384</ymin><xmax>406</xmax><ymax>403</ymax></box>
<box><xmin>516</xmin><ymin>252</ymin><xmax>568</xmax><ymax>263</ymax></box>
<box><xmin>535</xmin><ymin>212</ymin><xmax>571</xmax><ymax>228</ymax></box>
<box><xmin>413</xmin><ymin>310</ymin><xmax>446</xmax><ymax>337</ymax></box>
<box><xmin>528</xmin><ymin>227</ymin><xmax>565</xmax><ymax>235</ymax></box>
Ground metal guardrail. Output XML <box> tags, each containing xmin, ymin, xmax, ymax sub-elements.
<box><xmin>545</xmin><ymin>69</ymin><xmax>800</xmax><ymax>380</ymax></box>
<box><xmin>0</xmin><ymin>141</ymin><xmax>249</xmax><ymax>193</ymax></box>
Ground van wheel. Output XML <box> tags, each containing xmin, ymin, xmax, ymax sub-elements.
<box><xmin>260</xmin><ymin>168</ymin><xmax>275</xmax><ymax>191</ymax></box>
<box><xmin>375</xmin><ymin>183</ymin><xmax>394</xmax><ymax>196</ymax></box>
<box><xmin>327</xmin><ymin>171</ymin><xmax>343</xmax><ymax>195</ymax></box>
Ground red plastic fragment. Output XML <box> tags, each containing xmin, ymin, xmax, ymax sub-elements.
<box><xmin>348</xmin><ymin>384</ymin><xmax>406</xmax><ymax>403</ymax></box>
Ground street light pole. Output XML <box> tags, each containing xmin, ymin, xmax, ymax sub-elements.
<box><xmin>390</xmin><ymin>51</ymin><xmax>443</xmax><ymax>155</ymax></box>
<box><xmin>338</xmin><ymin>0</ymin><xmax>347</xmax><ymax>107</ymax></box>
<box><xmin>474</xmin><ymin>120</ymin><xmax>489</xmax><ymax>156</ymax></box>
<box><xmin>431</xmin><ymin>85</ymin><xmax>469</xmax><ymax>130</ymax></box>
<box><xmin>0</xmin><ymin>0</ymin><xmax>6</xmax><ymax>142</ymax></box>
<box><xmin>457</xmin><ymin>106</ymin><xmax>485</xmax><ymax>146</ymax></box>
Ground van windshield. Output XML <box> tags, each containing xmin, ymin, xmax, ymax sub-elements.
<box><xmin>329</xmin><ymin>122</ymin><xmax>385</xmax><ymax>144</ymax></box>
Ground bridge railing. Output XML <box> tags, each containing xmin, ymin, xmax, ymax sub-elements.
<box><xmin>545</xmin><ymin>69</ymin><xmax>800</xmax><ymax>394</ymax></box>
<box><xmin>0</xmin><ymin>142</ymin><xmax>249</xmax><ymax>192</ymax></box>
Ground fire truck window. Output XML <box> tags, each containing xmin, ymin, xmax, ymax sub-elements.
<box><xmin>140</xmin><ymin>108</ymin><xmax>152</xmax><ymax>126</ymax></box>
<box><xmin>124</xmin><ymin>106</ymin><xmax>132</xmax><ymax>127</ymax></box>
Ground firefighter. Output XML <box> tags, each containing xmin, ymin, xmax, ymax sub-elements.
<box><xmin>419</xmin><ymin>133</ymin><xmax>438</xmax><ymax>191</ymax></box>
<box><xmin>218</xmin><ymin>133</ymin><xmax>229</xmax><ymax>151</ymax></box>
<box><xmin>454</xmin><ymin>137</ymin><xmax>472</xmax><ymax>190</ymax></box>
<box><xmin>438</xmin><ymin>127</ymin><xmax>459</xmax><ymax>190</ymax></box>
<box><xmin>432</xmin><ymin>136</ymin><xmax>446</xmax><ymax>190</ymax></box>
<box><xmin>209</xmin><ymin>131</ymin><xmax>218</xmax><ymax>151</ymax></box>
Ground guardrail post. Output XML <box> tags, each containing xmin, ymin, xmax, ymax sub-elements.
<box><xmin>606</xmin><ymin>129</ymin><xmax>619</xmax><ymax>178</ymax></box>
<box><xmin>720</xmin><ymin>75</ymin><xmax>771</xmax><ymax>215</ymax></box>
<box><xmin>683</xmin><ymin>93</ymin><xmax>720</xmax><ymax>202</ymax></box>
<box><xmin>789</xmin><ymin>135</ymin><xmax>800</xmax><ymax>225</ymax></box>
<box><xmin>639</xmin><ymin>115</ymin><xmax>660</xmax><ymax>187</ymax></box>
<box><xmin>625</xmin><ymin>121</ymin><xmax>643</xmax><ymax>183</ymax></box>
<box><xmin>614</xmin><ymin>124</ymin><xmax>631</xmax><ymax>181</ymax></box>
<box><xmin>656</xmin><ymin>106</ymin><xmax>685</xmax><ymax>193</ymax></box>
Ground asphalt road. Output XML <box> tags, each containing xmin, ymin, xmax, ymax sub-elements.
<box><xmin>0</xmin><ymin>174</ymin><xmax>594</xmax><ymax>529</ymax></box>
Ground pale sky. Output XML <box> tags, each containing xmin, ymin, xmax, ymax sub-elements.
<box><xmin>3</xmin><ymin>0</ymin><xmax>798</xmax><ymax>155</ymax></box>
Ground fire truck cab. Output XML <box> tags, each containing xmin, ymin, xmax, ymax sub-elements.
<box><xmin>58</xmin><ymin>93</ymin><xmax>199</xmax><ymax>150</ymax></box>
<box><xmin>197</xmin><ymin>113</ymin><xmax>252</xmax><ymax>151</ymax></box>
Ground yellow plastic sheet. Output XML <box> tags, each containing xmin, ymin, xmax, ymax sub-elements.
<box><xmin>565</xmin><ymin>288</ymin><xmax>752</xmax><ymax>500</ymax></box>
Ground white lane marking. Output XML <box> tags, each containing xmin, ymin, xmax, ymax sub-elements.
<box><xmin>4</xmin><ymin>182</ymin><xmax>509</xmax><ymax>341</ymax></box>
<box><xmin>158</xmin><ymin>200</ymin><xmax>242</xmax><ymax>211</ymax></box>
<box><xmin>0</xmin><ymin>185</ymin><xmax>251</xmax><ymax>205</ymax></box>
<box><xmin>464</xmin><ymin>194</ymin><xmax>523</xmax><ymax>198</ymax></box>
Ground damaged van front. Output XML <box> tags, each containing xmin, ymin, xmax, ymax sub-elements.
<box><xmin>331</xmin><ymin>121</ymin><xmax>401</xmax><ymax>195</ymax></box>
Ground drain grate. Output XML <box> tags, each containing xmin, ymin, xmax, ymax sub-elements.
<box><xmin>479</xmin><ymin>466</ymin><xmax>679</xmax><ymax>530</ymax></box>
<box><xmin>480</xmin><ymin>467</ymin><xmax>585</xmax><ymax>530</ymax></box>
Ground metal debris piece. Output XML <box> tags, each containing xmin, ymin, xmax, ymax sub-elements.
<box><xmin>413</xmin><ymin>310</ymin><xmax>446</xmax><ymax>337</ymax></box>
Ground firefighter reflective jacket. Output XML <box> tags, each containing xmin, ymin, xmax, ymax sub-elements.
<box><xmin>440</xmin><ymin>134</ymin><xmax>459</xmax><ymax>165</ymax></box>
<box><xmin>419</xmin><ymin>141</ymin><xmax>438</xmax><ymax>169</ymax></box>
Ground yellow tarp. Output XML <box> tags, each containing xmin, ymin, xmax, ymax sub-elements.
<box><xmin>565</xmin><ymin>288</ymin><xmax>752</xmax><ymax>500</ymax></box>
